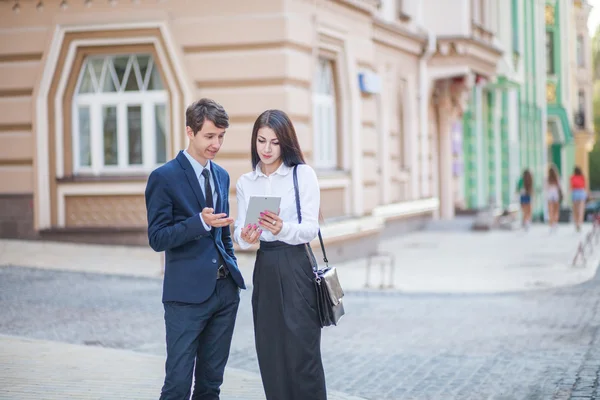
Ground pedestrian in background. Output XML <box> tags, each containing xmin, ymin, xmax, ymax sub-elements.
<box><xmin>570</xmin><ymin>166</ymin><xmax>587</xmax><ymax>232</ymax></box>
<box><xmin>517</xmin><ymin>169</ymin><xmax>534</xmax><ymax>230</ymax></box>
<box><xmin>546</xmin><ymin>164</ymin><xmax>562</xmax><ymax>232</ymax></box>
<box><xmin>234</xmin><ymin>109</ymin><xmax>327</xmax><ymax>400</ymax></box>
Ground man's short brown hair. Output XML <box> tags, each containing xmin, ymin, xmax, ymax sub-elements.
<box><xmin>185</xmin><ymin>98</ymin><xmax>229</xmax><ymax>135</ymax></box>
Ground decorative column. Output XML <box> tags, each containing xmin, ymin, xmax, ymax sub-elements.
<box><xmin>574</xmin><ymin>130</ymin><xmax>594</xmax><ymax>189</ymax></box>
<box><xmin>475</xmin><ymin>84</ymin><xmax>486</xmax><ymax>208</ymax></box>
<box><xmin>438</xmin><ymin>82</ymin><xmax>455</xmax><ymax>219</ymax></box>
<box><xmin>462</xmin><ymin>106</ymin><xmax>477</xmax><ymax>209</ymax></box>
<box><xmin>574</xmin><ymin>131</ymin><xmax>593</xmax><ymax>187</ymax></box>
<box><xmin>486</xmin><ymin>90</ymin><xmax>498</xmax><ymax>207</ymax></box>
<box><xmin>500</xmin><ymin>89</ymin><xmax>510</xmax><ymax>207</ymax></box>
<box><xmin>534</xmin><ymin>106</ymin><xmax>543</xmax><ymax>216</ymax></box>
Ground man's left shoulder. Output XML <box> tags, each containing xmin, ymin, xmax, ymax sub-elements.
<box><xmin>211</xmin><ymin>161</ymin><xmax>230</xmax><ymax>178</ymax></box>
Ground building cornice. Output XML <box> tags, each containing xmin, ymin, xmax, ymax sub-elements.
<box><xmin>372</xmin><ymin>18</ymin><xmax>426</xmax><ymax>56</ymax></box>
<box><xmin>436</xmin><ymin>36</ymin><xmax>503</xmax><ymax>57</ymax></box>
<box><xmin>329</xmin><ymin>0</ymin><xmax>380</xmax><ymax>16</ymax></box>
<box><xmin>429</xmin><ymin>35</ymin><xmax>503</xmax><ymax>78</ymax></box>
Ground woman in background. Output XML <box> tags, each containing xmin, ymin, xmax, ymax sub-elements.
<box><xmin>546</xmin><ymin>165</ymin><xmax>562</xmax><ymax>231</ymax></box>
<box><xmin>517</xmin><ymin>169</ymin><xmax>534</xmax><ymax>230</ymax></box>
<box><xmin>570</xmin><ymin>166</ymin><xmax>587</xmax><ymax>232</ymax></box>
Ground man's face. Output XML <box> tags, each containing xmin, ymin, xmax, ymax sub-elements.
<box><xmin>186</xmin><ymin>120</ymin><xmax>226</xmax><ymax>166</ymax></box>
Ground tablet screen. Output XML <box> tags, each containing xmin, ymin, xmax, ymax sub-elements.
<box><xmin>244</xmin><ymin>195</ymin><xmax>282</xmax><ymax>227</ymax></box>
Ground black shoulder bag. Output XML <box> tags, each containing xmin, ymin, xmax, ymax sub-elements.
<box><xmin>293</xmin><ymin>165</ymin><xmax>345</xmax><ymax>328</ymax></box>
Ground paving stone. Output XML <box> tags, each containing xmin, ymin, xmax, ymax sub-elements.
<box><xmin>4</xmin><ymin>263</ymin><xmax>600</xmax><ymax>399</ymax></box>
<box><xmin>0</xmin><ymin>336</ymin><xmax>365</xmax><ymax>399</ymax></box>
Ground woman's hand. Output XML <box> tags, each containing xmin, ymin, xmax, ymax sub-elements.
<box><xmin>258</xmin><ymin>210</ymin><xmax>283</xmax><ymax>235</ymax></box>
<box><xmin>240</xmin><ymin>224</ymin><xmax>261</xmax><ymax>244</ymax></box>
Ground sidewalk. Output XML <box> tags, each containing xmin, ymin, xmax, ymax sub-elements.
<box><xmin>0</xmin><ymin>335</ymin><xmax>366</xmax><ymax>400</ymax></box>
<box><xmin>337</xmin><ymin>222</ymin><xmax>600</xmax><ymax>293</ymax></box>
<box><xmin>0</xmin><ymin>222</ymin><xmax>598</xmax><ymax>294</ymax></box>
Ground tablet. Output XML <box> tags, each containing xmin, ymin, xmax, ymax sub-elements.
<box><xmin>244</xmin><ymin>195</ymin><xmax>281</xmax><ymax>227</ymax></box>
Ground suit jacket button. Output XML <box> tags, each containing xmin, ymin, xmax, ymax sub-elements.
<box><xmin>212</xmin><ymin>259</ymin><xmax>217</xmax><ymax>263</ymax></box>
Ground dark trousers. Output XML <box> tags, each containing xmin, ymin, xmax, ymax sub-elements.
<box><xmin>160</xmin><ymin>276</ymin><xmax>240</xmax><ymax>400</ymax></box>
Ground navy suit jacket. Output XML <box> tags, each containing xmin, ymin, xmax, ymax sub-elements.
<box><xmin>145</xmin><ymin>151</ymin><xmax>246</xmax><ymax>304</ymax></box>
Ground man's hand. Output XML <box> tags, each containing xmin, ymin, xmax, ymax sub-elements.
<box><xmin>201</xmin><ymin>208</ymin><xmax>234</xmax><ymax>228</ymax></box>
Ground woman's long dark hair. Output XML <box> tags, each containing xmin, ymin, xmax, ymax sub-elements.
<box><xmin>574</xmin><ymin>166</ymin><xmax>583</xmax><ymax>176</ymax></box>
<box><xmin>523</xmin><ymin>169</ymin><xmax>533</xmax><ymax>195</ymax></box>
<box><xmin>251</xmin><ymin>110</ymin><xmax>305</xmax><ymax>169</ymax></box>
<box><xmin>548</xmin><ymin>164</ymin><xmax>560</xmax><ymax>185</ymax></box>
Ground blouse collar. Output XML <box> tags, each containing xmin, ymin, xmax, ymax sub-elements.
<box><xmin>252</xmin><ymin>161</ymin><xmax>292</xmax><ymax>180</ymax></box>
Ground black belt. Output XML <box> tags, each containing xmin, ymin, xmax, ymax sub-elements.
<box><xmin>217</xmin><ymin>264</ymin><xmax>230</xmax><ymax>279</ymax></box>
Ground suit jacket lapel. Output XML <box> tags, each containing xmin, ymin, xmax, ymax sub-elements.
<box><xmin>177</xmin><ymin>151</ymin><xmax>207</xmax><ymax>211</ymax></box>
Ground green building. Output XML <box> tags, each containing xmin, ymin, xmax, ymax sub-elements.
<box><xmin>545</xmin><ymin>0</ymin><xmax>576</xmax><ymax>203</ymax></box>
<box><xmin>461</xmin><ymin>0</ymin><xmax>547</xmax><ymax>217</ymax></box>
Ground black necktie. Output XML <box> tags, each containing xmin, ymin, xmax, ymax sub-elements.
<box><xmin>201</xmin><ymin>168</ymin><xmax>213</xmax><ymax>209</ymax></box>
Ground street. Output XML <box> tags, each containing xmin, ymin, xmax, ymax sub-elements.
<box><xmin>2</xmin><ymin>262</ymin><xmax>600</xmax><ymax>400</ymax></box>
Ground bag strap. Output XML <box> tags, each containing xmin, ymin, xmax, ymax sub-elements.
<box><xmin>293</xmin><ymin>165</ymin><xmax>329</xmax><ymax>267</ymax></box>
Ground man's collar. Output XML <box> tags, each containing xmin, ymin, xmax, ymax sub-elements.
<box><xmin>183</xmin><ymin>149</ymin><xmax>210</xmax><ymax>178</ymax></box>
<box><xmin>252</xmin><ymin>162</ymin><xmax>292</xmax><ymax>180</ymax></box>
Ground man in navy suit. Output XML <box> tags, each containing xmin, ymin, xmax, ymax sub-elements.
<box><xmin>145</xmin><ymin>98</ymin><xmax>246</xmax><ymax>400</ymax></box>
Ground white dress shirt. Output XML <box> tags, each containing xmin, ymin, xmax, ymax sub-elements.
<box><xmin>183</xmin><ymin>150</ymin><xmax>217</xmax><ymax>231</ymax></box>
<box><xmin>234</xmin><ymin>162</ymin><xmax>320</xmax><ymax>249</ymax></box>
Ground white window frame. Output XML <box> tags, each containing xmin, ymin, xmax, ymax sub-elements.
<box><xmin>72</xmin><ymin>54</ymin><xmax>170</xmax><ymax>175</ymax></box>
<box><xmin>312</xmin><ymin>58</ymin><xmax>339</xmax><ymax>171</ymax></box>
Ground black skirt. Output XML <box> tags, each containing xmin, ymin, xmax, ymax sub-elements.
<box><xmin>252</xmin><ymin>240</ymin><xmax>327</xmax><ymax>400</ymax></box>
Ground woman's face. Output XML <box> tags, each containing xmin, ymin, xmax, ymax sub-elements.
<box><xmin>256</xmin><ymin>127</ymin><xmax>281</xmax><ymax>167</ymax></box>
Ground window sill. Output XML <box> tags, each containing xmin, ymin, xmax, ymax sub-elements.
<box><xmin>57</xmin><ymin>174</ymin><xmax>149</xmax><ymax>183</ymax></box>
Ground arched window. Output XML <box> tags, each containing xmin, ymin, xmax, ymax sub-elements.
<box><xmin>72</xmin><ymin>53</ymin><xmax>169</xmax><ymax>175</ymax></box>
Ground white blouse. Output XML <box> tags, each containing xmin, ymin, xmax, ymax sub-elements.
<box><xmin>234</xmin><ymin>162</ymin><xmax>320</xmax><ymax>250</ymax></box>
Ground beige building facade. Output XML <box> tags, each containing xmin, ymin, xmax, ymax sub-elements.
<box><xmin>0</xmin><ymin>0</ymin><xmax>501</xmax><ymax>256</ymax></box>
<box><xmin>571</xmin><ymin>0</ymin><xmax>595</xmax><ymax>186</ymax></box>
<box><xmin>422</xmin><ymin>0</ymin><xmax>503</xmax><ymax>219</ymax></box>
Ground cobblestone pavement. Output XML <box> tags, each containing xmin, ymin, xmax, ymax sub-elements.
<box><xmin>0</xmin><ymin>335</ymin><xmax>365</xmax><ymax>400</ymax></box>
<box><xmin>2</xmin><ymin>265</ymin><xmax>600</xmax><ymax>400</ymax></box>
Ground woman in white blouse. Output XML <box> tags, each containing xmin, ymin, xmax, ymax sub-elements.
<box><xmin>234</xmin><ymin>109</ymin><xmax>326</xmax><ymax>400</ymax></box>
